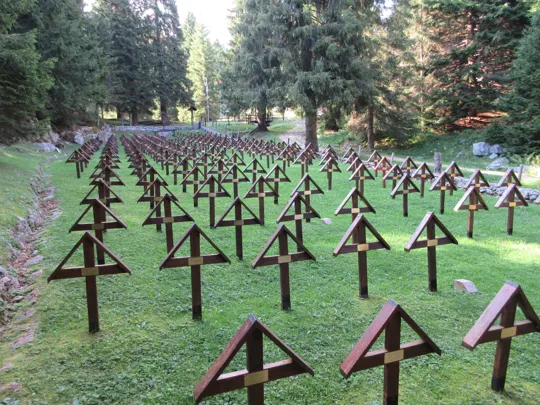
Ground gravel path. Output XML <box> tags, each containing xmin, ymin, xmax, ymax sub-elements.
<box><xmin>278</xmin><ymin>119</ymin><xmax>306</xmax><ymax>146</ymax></box>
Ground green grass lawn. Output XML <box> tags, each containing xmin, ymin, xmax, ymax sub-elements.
<box><xmin>1</xmin><ymin>139</ymin><xmax>539</xmax><ymax>404</ymax></box>
<box><xmin>0</xmin><ymin>144</ymin><xmax>58</xmax><ymax>264</ymax></box>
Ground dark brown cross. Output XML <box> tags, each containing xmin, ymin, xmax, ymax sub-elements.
<box><xmin>290</xmin><ymin>173</ymin><xmax>324</xmax><ymax>223</ymax></box>
<box><xmin>349</xmin><ymin>163</ymin><xmax>374</xmax><ymax>194</ymax></box>
<box><xmin>265</xmin><ymin>165</ymin><xmax>291</xmax><ymax>205</ymax></box>
<box><xmin>244</xmin><ymin>158</ymin><xmax>267</xmax><ymax>182</ymax></box>
<box><xmin>193</xmin><ymin>175</ymin><xmax>231</xmax><ymax>227</ymax></box>
<box><xmin>333</xmin><ymin>214</ymin><xmax>390</xmax><ymax>298</ymax></box>
<box><xmin>444</xmin><ymin>161</ymin><xmax>464</xmax><ymax>196</ymax></box>
<box><xmin>160</xmin><ymin>224</ymin><xmax>230</xmax><ymax>319</ymax></box>
<box><xmin>276</xmin><ymin>193</ymin><xmax>321</xmax><ymax>243</ymax></box>
<box><xmin>494</xmin><ymin>184</ymin><xmax>528</xmax><ymax>235</ymax></box>
<box><xmin>495</xmin><ymin>168</ymin><xmax>522</xmax><ymax>187</ymax></box>
<box><xmin>48</xmin><ymin>232</ymin><xmax>131</xmax><ymax>333</ymax></box>
<box><xmin>244</xmin><ymin>176</ymin><xmax>278</xmax><ymax>225</ymax></box>
<box><xmin>194</xmin><ymin>314</ymin><xmax>314</xmax><ymax>404</ymax></box>
<box><xmin>90</xmin><ymin>165</ymin><xmax>125</xmax><ymax>187</ymax></box>
<box><xmin>399</xmin><ymin>156</ymin><xmax>418</xmax><ymax>175</ymax></box>
<box><xmin>81</xmin><ymin>179</ymin><xmax>123</xmax><ymax>207</ymax></box>
<box><xmin>181</xmin><ymin>166</ymin><xmax>206</xmax><ymax>207</ymax></box>
<box><xmin>221</xmin><ymin>163</ymin><xmax>250</xmax><ymax>198</ymax></box>
<box><xmin>319</xmin><ymin>157</ymin><xmax>342</xmax><ymax>190</ymax></box>
<box><xmin>465</xmin><ymin>169</ymin><xmax>490</xmax><ymax>189</ymax></box>
<box><xmin>142</xmin><ymin>194</ymin><xmax>194</xmax><ymax>252</ymax></box>
<box><xmin>171</xmin><ymin>157</ymin><xmax>190</xmax><ymax>189</ymax></box>
<box><xmin>454</xmin><ymin>186</ymin><xmax>489</xmax><ymax>238</ymax></box>
<box><xmin>66</xmin><ymin>149</ymin><xmax>90</xmax><ymax>178</ymax></box>
<box><xmin>412</xmin><ymin>162</ymin><xmax>434</xmax><ymax>197</ymax></box>
<box><xmin>334</xmin><ymin>187</ymin><xmax>376</xmax><ymax>224</ymax></box>
<box><xmin>383</xmin><ymin>164</ymin><xmax>404</xmax><ymax>194</ymax></box>
<box><xmin>137</xmin><ymin>179</ymin><xmax>177</xmax><ymax>231</ymax></box>
<box><xmin>462</xmin><ymin>281</ymin><xmax>540</xmax><ymax>392</ymax></box>
<box><xmin>214</xmin><ymin>197</ymin><xmax>261</xmax><ymax>259</ymax></box>
<box><xmin>69</xmin><ymin>199</ymin><xmax>127</xmax><ymax>264</ymax></box>
<box><xmin>367</xmin><ymin>151</ymin><xmax>382</xmax><ymax>176</ymax></box>
<box><xmin>404</xmin><ymin>212</ymin><xmax>458</xmax><ymax>292</ymax></box>
<box><xmin>375</xmin><ymin>157</ymin><xmax>393</xmax><ymax>187</ymax></box>
<box><xmin>390</xmin><ymin>174</ymin><xmax>420</xmax><ymax>217</ymax></box>
<box><xmin>340</xmin><ymin>299</ymin><xmax>441</xmax><ymax>405</ymax></box>
<box><xmin>429</xmin><ymin>172</ymin><xmax>457</xmax><ymax>214</ymax></box>
<box><xmin>252</xmin><ymin>224</ymin><xmax>315</xmax><ymax>310</ymax></box>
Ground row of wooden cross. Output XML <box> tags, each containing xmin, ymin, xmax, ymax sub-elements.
<box><xmin>193</xmin><ymin>280</ymin><xmax>539</xmax><ymax>405</ymax></box>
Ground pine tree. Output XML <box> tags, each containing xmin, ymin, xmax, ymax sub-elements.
<box><xmin>423</xmin><ymin>0</ymin><xmax>530</xmax><ymax>129</ymax></box>
<box><xmin>484</xmin><ymin>11</ymin><xmax>540</xmax><ymax>155</ymax></box>
<box><xmin>0</xmin><ymin>0</ymin><xmax>53</xmax><ymax>140</ymax></box>
<box><xmin>140</xmin><ymin>0</ymin><xmax>191</xmax><ymax>124</ymax></box>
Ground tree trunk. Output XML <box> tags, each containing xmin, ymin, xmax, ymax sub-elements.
<box><xmin>161</xmin><ymin>101</ymin><xmax>170</xmax><ymax>125</ymax></box>
<box><xmin>367</xmin><ymin>106</ymin><xmax>375</xmax><ymax>151</ymax></box>
<box><xmin>305</xmin><ymin>111</ymin><xmax>318</xmax><ymax>151</ymax></box>
<box><xmin>131</xmin><ymin>110</ymin><xmax>139</xmax><ymax>126</ymax></box>
<box><xmin>256</xmin><ymin>107</ymin><xmax>268</xmax><ymax>132</ymax></box>
<box><xmin>116</xmin><ymin>108</ymin><xmax>122</xmax><ymax>120</ymax></box>
<box><xmin>324</xmin><ymin>106</ymin><xmax>340</xmax><ymax>131</ymax></box>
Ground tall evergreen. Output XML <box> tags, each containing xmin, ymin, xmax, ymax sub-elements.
<box><xmin>423</xmin><ymin>0</ymin><xmax>531</xmax><ymax>129</ymax></box>
<box><xmin>0</xmin><ymin>0</ymin><xmax>52</xmax><ymax>140</ymax></box>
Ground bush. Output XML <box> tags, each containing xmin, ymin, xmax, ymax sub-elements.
<box><xmin>484</xmin><ymin>121</ymin><xmax>540</xmax><ymax>156</ymax></box>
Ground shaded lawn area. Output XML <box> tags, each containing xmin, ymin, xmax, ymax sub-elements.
<box><xmin>1</xmin><ymin>140</ymin><xmax>539</xmax><ymax>404</ymax></box>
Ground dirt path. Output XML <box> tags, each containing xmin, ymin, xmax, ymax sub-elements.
<box><xmin>278</xmin><ymin>119</ymin><xmax>305</xmax><ymax>145</ymax></box>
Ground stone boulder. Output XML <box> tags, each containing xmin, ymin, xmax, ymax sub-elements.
<box><xmin>473</xmin><ymin>142</ymin><xmax>490</xmax><ymax>156</ymax></box>
<box><xmin>73</xmin><ymin>133</ymin><xmax>85</xmax><ymax>145</ymax></box>
<box><xmin>35</xmin><ymin>143</ymin><xmax>59</xmax><ymax>153</ymax></box>
<box><xmin>486</xmin><ymin>157</ymin><xmax>509</xmax><ymax>171</ymax></box>
<box><xmin>489</xmin><ymin>144</ymin><xmax>503</xmax><ymax>155</ymax></box>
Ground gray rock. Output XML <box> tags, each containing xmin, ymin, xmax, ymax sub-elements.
<box><xmin>41</xmin><ymin>131</ymin><xmax>60</xmax><ymax>144</ymax></box>
<box><xmin>24</xmin><ymin>256</ymin><xmax>43</xmax><ymax>267</ymax></box>
<box><xmin>486</xmin><ymin>157</ymin><xmax>509</xmax><ymax>171</ymax></box>
<box><xmin>454</xmin><ymin>279</ymin><xmax>478</xmax><ymax>293</ymax></box>
<box><xmin>0</xmin><ymin>382</ymin><xmax>21</xmax><ymax>393</ymax></box>
<box><xmin>0</xmin><ymin>363</ymin><xmax>13</xmax><ymax>373</ymax></box>
<box><xmin>489</xmin><ymin>144</ymin><xmax>503</xmax><ymax>155</ymax></box>
<box><xmin>535</xmin><ymin>195</ymin><xmax>540</xmax><ymax>204</ymax></box>
<box><xmin>473</xmin><ymin>142</ymin><xmax>490</xmax><ymax>156</ymax></box>
<box><xmin>30</xmin><ymin>270</ymin><xmax>42</xmax><ymax>279</ymax></box>
<box><xmin>321</xmin><ymin>218</ymin><xmax>333</xmax><ymax>225</ymax></box>
<box><xmin>489</xmin><ymin>153</ymin><xmax>498</xmax><ymax>159</ymax></box>
<box><xmin>1</xmin><ymin>277</ymin><xmax>19</xmax><ymax>292</ymax></box>
<box><xmin>0</xmin><ymin>266</ymin><xmax>6</xmax><ymax>278</ymax></box>
<box><xmin>11</xmin><ymin>326</ymin><xmax>35</xmax><ymax>350</ymax></box>
<box><xmin>456</xmin><ymin>151</ymin><xmax>464</xmax><ymax>159</ymax></box>
<box><xmin>35</xmin><ymin>143</ymin><xmax>60</xmax><ymax>153</ymax></box>
<box><xmin>73</xmin><ymin>134</ymin><xmax>85</xmax><ymax>145</ymax></box>
<box><xmin>459</xmin><ymin>139</ymin><xmax>466</xmax><ymax>145</ymax></box>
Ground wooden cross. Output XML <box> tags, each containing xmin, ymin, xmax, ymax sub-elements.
<box><xmin>341</xmin><ymin>147</ymin><xmax>356</xmax><ymax>161</ymax></box>
<box><xmin>333</xmin><ymin>214</ymin><xmax>390</xmax><ymax>298</ymax></box>
<box><xmin>454</xmin><ymin>186</ymin><xmax>489</xmax><ymax>238</ymax></box>
<box><xmin>66</xmin><ymin>149</ymin><xmax>90</xmax><ymax>178</ymax></box>
<box><xmin>335</xmin><ymin>188</ymin><xmax>376</xmax><ymax>224</ymax></box>
<box><xmin>90</xmin><ymin>165</ymin><xmax>124</xmax><ymax>187</ymax></box>
<box><xmin>244</xmin><ymin>158</ymin><xmax>267</xmax><ymax>182</ymax></box>
<box><xmin>404</xmin><ymin>212</ymin><xmax>458</xmax><ymax>292</ymax></box>
<box><xmin>462</xmin><ymin>281</ymin><xmax>540</xmax><ymax>392</ymax></box>
<box><xmin>194</xmin><ymin>175</ymin><xmax>231</xmax><ymax>227</ymax></box>
<box><xmin>244</xmin><ymin>176</ymin><xmax>278</xmax><ymax>225</ymax></box>
<box><xmin>429</xmin><ymin>172</ymin><xmax>457</xmax><ymax>214</ymax></box>
<box><xmin>160</xmin><ymin>224</ymin><xmax>230</xmax><ymax>319</ymax></box>
<box><xmin>465</xmin><ymin>169</ymin><xmax>490</xmax><ymax>189</ymax></box>
<box><xmin>142</xmin><ymin>194</ymin><xmax>194</xmax><ymax>252</ymax></box>
<box><xmin>375</xmin><ymin>157</ymin><xmax>393</xmax><ymax>187</ymax></box>
<box><xmin>221</xmin><ymin>163</ymin><xmax>250</xmax><ymax>198</ymax></box>
<box><xmin>367</xmin><ymin>151</ymin><xmax>382</xmax><ymax>176</ymax></box>
<box><xmin>293</xmin><ymin>149</ymin><xmax>314</xmax><ymax>177</ymax></box>
<box><xmin>412</xmin><ymin>162</ymin><xmax>434</xmax><ymax>197</ymax></box>
<box><xmin>349</xmin><ymin>163</ymin><xmax>374</xmax><ymax>194</ymax></box>
<box><xmin>137</xmin><ymin>179</ymin><xmax>177</xmax><ymax>231</ymax></box>
<box><xmin>444</xmin><ymin>161</ymin><xmax>464</xmax><ymax>196</ymax></box>
<box><xmin>290</xmin><ymin>173</ymin><xmax>324</xmax><ymax>223</ymax></box>
<box><xmin>340</xmin><ymin>299</ymin><xmax>441</xmax><ymax>405</ymax></box>
<box><xmin>399</xmin><ymin>156</ymin><xmax>418</xmax><ymax>175</ymax></box>
<box><xmin>81</xmin><ymin>179</ymin><xmax>123</xmax><ymax>207</ymax></box>
<box><xmin>194</xmin><ymin>314</ymin><xmax>314</xmax><ymax>404</ymax></box>
<box><xmin>383</xmin><ymin>164</ymin><xmax>404</xmax><ymax>194</ymax></box>
<box><xmin>276</xmin><ymin>193</ymin><xmax>321</xmax><ymax>243</ymax></box>
<box><xmin>494</xmin><ymin>184</ymin><xmax>528</xmax><ymax>235</ymax></box>
<box><xmin>390</xmin><ymin>174</ymin><xmax>420</xmax><ymax>217</ymax></box>
<box><xmin>181</xmin><ymin>166</ymin><xmax>206</xmax><ymax>207</ymax></box>
<box><xmin>48</xmin><ymin>232</ymin><xmax>131</xmax><ymax>333</ymax></box>
<box><xmin>319</xmin><ymin>157</ymin><xmax>342</xmax><ymax>190</ymax></box>
<box><xmin>252</xmin><ymin>224</ymin><xmax>315</xmax><ymax>310</ymax></box>
<box><xmin>171</xmin><ymin>157</ymin><xmax>190</xmax><ymax>189</ymax></box>
<box><xmin>265</xmin><ymin>165</ymin><xmax>291</xmax><ymax>205</ymax></box>
<box><xmin>495</xmin><ymin>168</ymin><xmax>522</xmax><ymax>187</ymax></box>
<box><xmin>135</xmin><ymin>166</ymin><xmax>166</xmax><ymax>188</ymax></box>
<box><xmin>214</xmin><ymin>197</ymin><xmax>261</xmax><ymax>259</ymax></box>
<box><xmin>69</xmin><ymin>199</ymin><xmax>127</xmax><ymax>264</ymax></box>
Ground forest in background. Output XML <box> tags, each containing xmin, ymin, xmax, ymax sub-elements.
<box><xmin>1</xmin><ymin>0</ymin><xmax>540</xmax><ymax>156</ymax></box>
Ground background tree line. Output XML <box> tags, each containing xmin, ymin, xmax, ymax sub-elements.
<box><xmin>223</xmin><ymin>0</ymin><xmax>540</xmax><ymax>153</ymax></box>
<box><xmin>1</xmin><ymin>0</ymin><xmax>539</xmax><ymax>156</ymax></box>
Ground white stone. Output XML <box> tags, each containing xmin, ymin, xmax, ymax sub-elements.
<box><xmin>454</xmin><ymin>279</ymin><xmax>478</xmax><ymax>293</ymax></box>
<box><xmin>489</xmin><ymin>153</ymin><xmax>498</xmax><ymax>159</ymax></box>
<box><xmin>473</xmin><ymin>142</ymin><xmax>490</xmax><ymax>156</ymax></box>
<box><xmin>321</xmin><ymin>218</ymin><xmax>333</xmax><ymax>225</ymax></box>
<box><xmin>73</xmin><ymin>134</ymin><xmax>85</xmax><ymax>145</ymax></box>
<box><xmin>35</xmin><ymin>143</ymin><xmax>59</xmax><ymax>153</ymax></box>
<box><xmin>489</xmin><ymin>144</ymin><xmax>503</xmax><ymax>154</ymax></box>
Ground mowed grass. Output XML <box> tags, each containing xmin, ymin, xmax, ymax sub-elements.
<box><xmin>1</xmin><ymin>139</ymin><xmax>539</xmax><ymax>405</ymax></box>
<box><xmin>0</xmin><ymin>144</ymin><xmax>57</xmax><ymax>263</ymax></box>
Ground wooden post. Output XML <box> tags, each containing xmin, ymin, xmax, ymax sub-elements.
<box><xmin>191</xmin><ymin>229</ymin><xmax>202</xmax><ymax>319</ymax></box>
<box><xmin>426</xmin><ymin>220</ymin><xmax>437</xmax><ymax>292</ymax></box>
<box><xmin>83</xmin><ymin>238</ymin><xmax>99</xmax><ymax>333</ymax></box>
<box><xmin>278</xmin><ymin>230</ymin><xmax>291</xmax><ymax>310</ymax></box>
<box><xmin>384</xmin><ymin>314</ymin><xmax>401</xmax><ymax>405</ymax></box>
